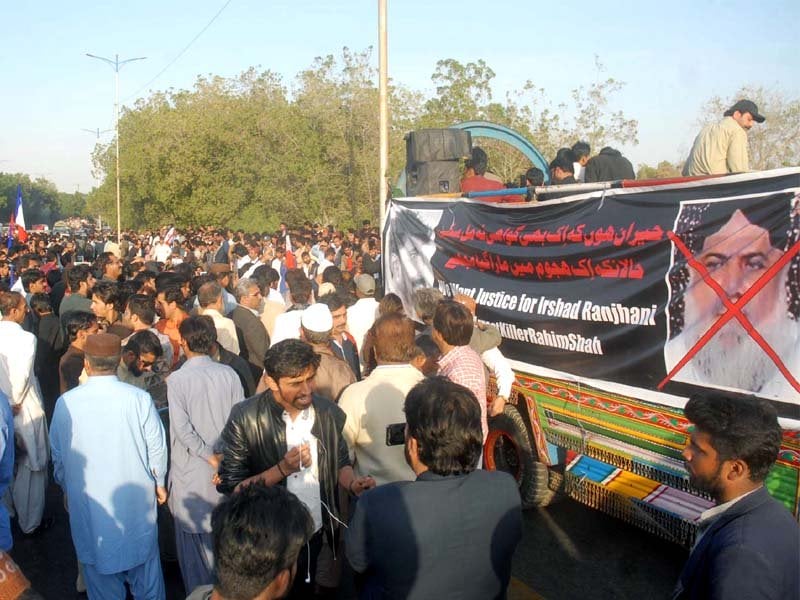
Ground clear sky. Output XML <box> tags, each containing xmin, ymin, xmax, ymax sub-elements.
<box><xmin>1</xmin><ymin>0</ymin><xmax>797</xmax><ymax>194</ymax></box>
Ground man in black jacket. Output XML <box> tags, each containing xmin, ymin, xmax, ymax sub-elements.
<box><xmin>584</xmin><ymin>146</ymin><xmax>635</xmax><ymax>182</ymax></box>
<box><xmin>672</xmin><ymin>393</ymin><xmax>799</xmax><ymax>600</ymax></box>
<box><xmin>217</xmin><ymin>339</ymin><xmax>375</xmax><ymax>598</ymax></box>
<box><xmin>346</xmin><ymin>377</ymin><xmax>522</xmax><ymax>599</ymax></box>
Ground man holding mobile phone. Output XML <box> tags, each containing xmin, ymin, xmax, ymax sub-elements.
<box><xmin>339</xmin><ymin>314</ymin><xmax>423</xmax><ymax>486</ymax></box>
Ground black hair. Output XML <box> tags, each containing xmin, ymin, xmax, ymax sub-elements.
<box><xmin>321</xmin><ymin>266</ymin><xmax>343</xmax><ymax>287</ymax></box>
<box><xmin>467</xmin><ymin>147</ymin><xmax>489</xmax><ymax>176</ymax></box>
<box><xmin>263</xmin><ymin>339</ymin><xmax>320</xmax><ymax>381</ymax></box>
<box><xmin>192</xmin><ymin>273</ymin><xmax>216</xmax><ymax>296</ymax></box>
<box><xmin>20</xmin><ymin>268</ymin><xmax>44</xmax><ymax>292</ymax></box>
<box><xmin>159</xmin><ymin>285</ymin><xmax>185</xmax><ymax>306</ymax></box>
<box><xmin>288</xmin><ymin>276</ymin><xmax>312</xmax><ymax>305</ymax></box>
<box><xmin>549</xmin><ymin>148</ymin><xmax>576</xmax><ymax>174</ymax></box>
<box><xmin>317</xmin><ymin>291</ymin><xmax>346</xmax><ymax>313</ymax></box>
<box><xmin>684</xmin><ymin>394</ymin><xmax>781</xmax><ymax>482</ymax></box>
<box><xmin>124</xmin><ymin>329</ymin><xmax>163</xmax><ymax>358</ymax></box>
<box><xmin>155</xmin><ymin>271</ymin><xmax>183</xmax><ymax>294</ymax></box>
<box><xmin>571</xmin><ymin>141</ymin><xmax>591</xmax><ymax>160</ymax></box>
<box><xmin>525</xmin><ymin>167</ymin><xmax>545</xmax><ymax>187</ymax></box>
<box><xmin>66</xmin><ymin>264</ymin><xmax>93</xmax><ymax>292</ymax></box>
<box><xmin>63</xmin><ymin>311</ymin><xmax>97</xmax><ymax>343</ymax></box>
<box><xmin>126</xmin><ymin>294</ymin><xmax>157</xmax><ymax>326</ymax></box>
<box><xmin>92</xmin><ymin>280</ymin><xmax>126</xmax><ymax>313</ymax></box>
<box><xmin>179</xmin><ymin>315</ymin><xmax>216</xmax><ymax>355</ymax></box>
<box><xmin>405</xmin><ymin>376</ymin><xmax>483</xmax><ymax>475</ymax></box>
<box><xmin>433</xmin><ymin>300</ymin><xmax>473</xmax><ymax>346</ymax></box>
<box><xmin>29</xmin><ymin>293</ymin><xmax>52</xmax><ymax>314</ymax></box>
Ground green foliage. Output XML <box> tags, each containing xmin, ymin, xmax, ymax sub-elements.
<box><xmin>636</xmin><ymin>161</ymin><xmax>681</xmax><ymax>180</ymax></box>
<box><xmin>0</xmin><ymin>172</ymin><xmax>65</xmax><ymax>225</ymax></box>
<box><xmin>86</xmin><ymin>52</ymin><xmax>641</xmax><ymax>230</ymax></box>
<box><xmin>696</xmin><ymin>86</ymin><xmax>800</xmax><ymax>170</ymax></box>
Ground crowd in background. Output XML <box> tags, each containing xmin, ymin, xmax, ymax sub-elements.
<box><xmin>0</xmin><ymin>220</ymin><xmax>524</xmax><ymax>599</ymax></box>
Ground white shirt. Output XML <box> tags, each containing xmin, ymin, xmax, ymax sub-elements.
<box><xmin>266</xmin><ymin>287</ymin><xmax>285</xmax><ymax>306</ymax></box>
<box><xmin>283</xmin><ymin>406</ymin><xmax>322</xmax><ymax>532</ymax></box>
<box><xmin>347</xmin><ymin>297</ymin><xmax>379</xmax><ymax>365</ymax></box>
<box><xmin>200</xmin><ymin>308</ymin><xmax>240</xmax><ymax>355</ymax></box>
<box><xmin>153</xmin><ymin>243</ymin><xmax>172</xmax><ymax>263</ymax></box>
<box><xmin>271</xmin><ymin>309</ymin><xmax>304</xmax><ymax>346</ymax></box>
<box><xmin>573</xmin><ymin>162</ymin><xmax>586</xmax><ymax>183</ymax></box>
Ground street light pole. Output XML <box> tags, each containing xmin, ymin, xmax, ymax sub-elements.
<box><xmin>86</xmin><ymin>53</ymin><xmax>146</xmax><ymax>242</ymax></box>
<box><xmin>378</xmin><ymin>0</ymin><xmax>388</xmax><ymax>228</ymax></box>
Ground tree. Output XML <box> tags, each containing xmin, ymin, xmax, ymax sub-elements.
<box><xmin>0</xmin><ymin>173</ymin><xmax>61</xmax><ymax>225</ymax></box>
<box><xmin>417</xmin><ymin>57</ymin><xmax>638</xmax><ymax>184</ymax></box>
<box><xmin>695</xmin><ymin>86</ymin><xmax>800</xmax><ymax>170</ymax></box>
<box><xmin>636</xmin><ymin>161</ymin><xmax>681</xmax><ymax>180</ymax></box>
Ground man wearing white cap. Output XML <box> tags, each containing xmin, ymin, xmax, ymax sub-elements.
<box><xmin>300</xmin><ymin>304</ymin><xmax>356</xmax><ymax>403</ymax></box>
<box><xmin>347</xmin><ymin>274</ymin><xmax>379</xmax><ymax>369</ymax></box>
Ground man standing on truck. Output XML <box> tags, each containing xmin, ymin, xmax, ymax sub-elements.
<box><xmin>673</xmin><ymin>393</ymin><xmax>799</xmax><ymax>600</ymax></box>
<box><xmin>682</xmin><ymin>99</ymin><xmax>765</xmax><ymax>176</ymax></box>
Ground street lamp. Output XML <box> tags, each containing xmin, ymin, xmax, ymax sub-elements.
<box><xmin>86</xmin><ymin>53</ymin><xmax>146</xmax><ymax>242</ymax></box>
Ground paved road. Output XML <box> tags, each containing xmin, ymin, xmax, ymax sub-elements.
<box><xmin>11</xmin><ymin>480</ymin><xmax>687</xmax><ymax>599</ymax></box>
<box><xmin>510</xmin><ymin>498</ymin><xmax>687</xmax><ymax>599</ymax></box>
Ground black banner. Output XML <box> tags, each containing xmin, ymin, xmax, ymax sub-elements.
<box><xmin>385</xmin><ymin>169</ymin><xmax>800</xmax><ymax>420</ymax></box>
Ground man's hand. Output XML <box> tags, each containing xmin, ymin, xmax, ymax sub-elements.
<box><xmin>349</xmin><ymin>476</ymin><xmax>376</xmax><ymax>496</ymax></box>
<box><xmin>156</xmin><ymin>486</ymin><xmax>168</xmax><ymax>505</ymax></box>
<box><xmin>283</xmin><ymin>443</ymin><xmax>311</xmax><ymax>473</ymax></box>
<box><xmin>11</xmin><ymin>404</ymin><xmax>22</xmax><ymax>416</ymax></box>
<box><xmin>489</xmin><ymin>395</ymin><xmax>507</xmax><ymax>417</ymax></box>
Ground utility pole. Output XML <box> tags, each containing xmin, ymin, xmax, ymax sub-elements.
<box><xmin>378</xmin><ymin>0</ymin><xmax>389</xmax><ymax>228</ymax></box>
<box><xmin>86</xmin><ymin>53</ymin><xmax>146</xmax><ymax>242</ymax></box>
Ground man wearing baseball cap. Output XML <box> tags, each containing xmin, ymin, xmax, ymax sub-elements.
<box><xmin>683</xmin><ymin>99</ymin><xmax>766</xmax><ymax>176</ymax></box>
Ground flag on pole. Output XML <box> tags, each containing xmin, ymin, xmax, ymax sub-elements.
<box><xmin>163</xmin><ymin>226</ymin><xmax>176</xmax><ymax>246</ymax></box>
<box><xmin>285</xmin><ymin>233</ymin><xmax>297</xmax><ymax>269</ymax></box>
<box><xmin>13</xmin><ymin>185</ymin><xmax>27</xmax><ymax>243</ymax></box>
<box><xmin>6</xmin><ymin>202</ymin><xmax>14</xmax><ymax>250</ymax></box>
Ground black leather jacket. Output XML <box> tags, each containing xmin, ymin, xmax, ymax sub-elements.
<box><xmin>216</xmin><ymin>391</ymin><xmax>351</xmax><ymax>537</ymax></box>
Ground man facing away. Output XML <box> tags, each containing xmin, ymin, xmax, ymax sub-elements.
<box><xmin>673</xmin><ymin>393</ymin><xmax>799</xmax><ymax>600</ymax></box>
<box><xmin>0</xmin><ymin>292</ymin><xmax>49</xmax><ymax>536</ymax></box>
<box><xmin>682</xmin><ymin>99</ymin><xmax>766</xmax><ymax>176</ymax></box>
<box><xmin>50</xmin><ymin>333</ymin><xmax>168</xmax><ymax>599</ymax></box>
<box><xmin>432</xmin><ymin>300</ymin><xmax>488</xmax><ymax>441</ymax></box>
<box><xmin>168</xmin><ymin>316</ymin><xmax>245</xmax><ymax>593</ymax></box>
<box><xmin>346</xmin><ymin>377</ymin><xmax>522</xmax><ymax>599</ymax></box>
<box><xmin>186</xmin><ymin>483</ymin><xmax>314</xmax><ymax>600</ymax></box>
<box><xmin>339</xmin><ymin>313</ymin><xmax>423</xmax><ymax>486</ymax></box>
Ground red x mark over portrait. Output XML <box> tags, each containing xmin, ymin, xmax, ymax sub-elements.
<box><xmin>659</xmin><ymin>231</ymin><xmax>800</xmax><ymax>393</ymax></box>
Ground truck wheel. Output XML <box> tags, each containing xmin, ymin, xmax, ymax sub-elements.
<box><xmin>485</xmin><ymin>404</ymin><xmax>559</xmax><ymax>508</ymax></box>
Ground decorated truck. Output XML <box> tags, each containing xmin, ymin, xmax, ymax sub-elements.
<box><xmin>385</xmin><ymin>137</ymin><xmax>800</xmax><ymax>546</ymax></box>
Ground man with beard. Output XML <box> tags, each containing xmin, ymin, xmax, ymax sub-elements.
<box><xmin>216</xmin><ymin>339</ymin><xmax>375</xmax><ymax>597</ymax></box>
<box><xmin>673</xmin><ymin>393</ymin><xmax>798</xmax><ymax>599</ymax></box>
<box><xmin>664</xmin><ymin>199</ymin><xmax>799</xmax><ymax>402</ymax></box>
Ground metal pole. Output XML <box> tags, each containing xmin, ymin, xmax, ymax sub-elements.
<box><xmin>86</xmin><ymin>53</ymin><xmax>146</xmax><ymax>242</ymax></box>
<box><xmin>378</xmin><ymin>0</ymin><xmax>388</xmax><ymax>228</ymax></box>
<box><xmin>114</xmin><ymin>58</ymin><xmax>121</xmax><ymax>242</ymax></box>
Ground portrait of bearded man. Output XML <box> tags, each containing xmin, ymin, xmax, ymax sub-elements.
<box><xmin>664</xmin><ymin>194</ymin><xmax>800</xmax><ymax>403</ymax></box>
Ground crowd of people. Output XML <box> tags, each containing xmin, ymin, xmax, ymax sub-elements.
<box><xmin>0</xmin><ymin>222</ymin><xmax>525</xmax><ymax>599</ymax></box>
<box><xmin>0</xmin><ymin>94</ymin><xmax>795</xmax><ymax>599</ymax></box>
<box><xmin>460</xmin><ymin>97</ymin><xmax>768</xmax><ymax>204</ymax></box>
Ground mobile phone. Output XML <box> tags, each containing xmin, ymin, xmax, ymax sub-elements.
<box><xmin>385</xmin><ymin>423</ymin><xmax>406</xmax><ymax>446</ymax></box>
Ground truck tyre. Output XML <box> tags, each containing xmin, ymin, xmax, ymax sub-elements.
<box><xmin>485</xmin><ymin>404</ymin><xmax>559</xmax><ymax>508</ymax></box>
